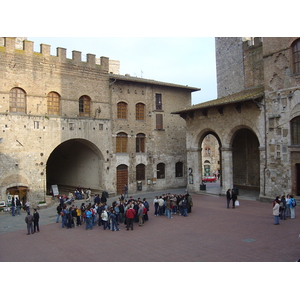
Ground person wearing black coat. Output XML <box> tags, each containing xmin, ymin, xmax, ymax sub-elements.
<box><xmin>33</xmin><ymin>208</ymin><xmax>40</xmax><ymax>232</ymax></box>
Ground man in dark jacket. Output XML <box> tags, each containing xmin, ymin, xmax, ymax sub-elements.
<box><xmin>33</xmin><ymin>208</ymin><xmax>40</xmax><ymax>232</ymax></box>
<box><xmin>25</xmin><ymin>211</ymin><xmax>34</xmax><ymax>235</ymax></box>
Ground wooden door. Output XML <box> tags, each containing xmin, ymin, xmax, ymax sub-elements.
<box><xmin>117</xmin><ymin>165</ymin><xmax>128</xmax><ymax>195</ymax></box>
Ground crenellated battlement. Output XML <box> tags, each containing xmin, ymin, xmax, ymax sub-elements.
<box><xmin>0</xmin><ymin>37</ymin><xmax>120</xmax><ymax>74</ymax></box>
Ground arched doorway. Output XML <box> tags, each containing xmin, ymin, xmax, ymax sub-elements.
<box><xmin>46</xmin><ymin>139</ymin><xmax>104</xmax><ymax>194</ymax></box>
<box><xmin>232</xmin><ymin>128</ymin><xmax>260</xmax><ymax>191</ymax></box>
<box><xmin>116</xmin><ymin>164</ymin><xmax>128</xmax><ymax>195</ymax></box>
<box><xmin>6</xmin><ymin>186</ymin><xmax>28</xmax><ymax>206</ymax></box>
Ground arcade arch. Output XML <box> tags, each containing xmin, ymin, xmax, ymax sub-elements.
<box><xmin>46</xmin><ymin>139</ymin><xmax>104</xmax><ymax>194</ymax></box>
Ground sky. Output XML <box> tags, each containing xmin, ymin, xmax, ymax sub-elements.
<box><xmin>29</xmin><ymin>37</ymin><xmax>217</xmax><ymax>105</ymax></box>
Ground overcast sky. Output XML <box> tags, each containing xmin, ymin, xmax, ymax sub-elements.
<box><xmin>29</xmin><ymin>37</ymin><xmax>217</xmax><ymax>105</ymax></box>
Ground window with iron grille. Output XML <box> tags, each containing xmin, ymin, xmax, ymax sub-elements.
<box><xmin>79</xmin><ymin>95</ymin><xmax>91</xmax><ymax>117</ymax></box>
<box><xmin>155</xmin><ymin>93</ymin><xmax>162</xmax><ymax>110</ymax></box>
<box><xmin>292</xmin><ymin>39</ymin><xmax>300</xmax><ymax>74</ymax></box>
<box><xmin>117</xmin><ymin>102</ymin><xmax>127</xmax><ymax>119</ymax></box>
<box><xmin>136</xmin><ymin>103</ymin><xmax>145</xmax><ymax>120</ymax></box>
<box><xmin>175</xmin><ymin>162</ymin><xmax>183</xmax><ymax>177</ymax></box>
<box><xmin>116</xmin><ymin>132</ymin><xmax>128</xmax><ymax>153</ymax></box>
<box><xmin>136</xmin><ymin>133</ymin><xmax>145</xmax><ymax>152</ymax></box>
<box><xmin>157</xmin><ymin>163</ymin><xmax>165</xmax><ymax>179</ymax></box>
<box><xmin>47</xmin><ymin>92</ymin><xmax>60</xmax><ymax>115</ymax></box>
<box><xmin>136</xmin><ymin>164</ymin><xmax>145</xmax><ymax>180</ymax></box>
<box><xmin>9</xmin><ymin>87</ymin><xmax>26</xmax><ymax>113</ymax></box>
<box><xmin>291</xmin><ymin>116</ymin><xmax>300</xmax><ymax>145</ymax></box>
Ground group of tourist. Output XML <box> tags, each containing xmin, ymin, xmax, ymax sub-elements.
<box><xmin>55</xmin><ymin>192</ymin><xmax>193</xmax><ymax>231</ymax></box>
<box><xmin>272</xmin><ymin>194</ymin><xmax>297</xmax><ymax>225</ymax></box>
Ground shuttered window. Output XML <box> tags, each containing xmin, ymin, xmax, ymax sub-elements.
<box><xmin>136</xmin><ymin>164</ymin><xmax>145</xmax><ymax>180</ymax></box>
<box><xmin>136</xmin><ymin>103</ymin><xmax>145</xmax><ymax>120</ymax></box>
<box><xmin>116</xmin><ymin>132</ymin><xmax>128</xmax><ymax>153</ymax></box>
<box><xmin>9</xmin><ymin>88</ymin><xmax>26</xmax><ymax>113</ymax></box>
<box><xmin>291</xmin><ymin>116</ymin><xmax>300</xmax><ymax>145</ymax></box>
<box><xmin>47</xmin><ymin>92</ymin><xmax>60</xmax><ymax>115</ymax></box>
<box><xmin>79</xmin><ymin>95</ymin><xmax>91</xmax><ymax>117</ymax></box>
<box><xmin>156</xmin><ymin>114</ymin><xmax>163</xmax><ymax>130</ymax></box>
<box><xmin>117</xmin><ymin>102</ymin><xmax>127</xmax><ymax>119</ymax></box>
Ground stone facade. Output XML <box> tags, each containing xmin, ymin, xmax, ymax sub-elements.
<box><xmin>175</xmin><ymin>37</ymin><xmax>300</xmax><ymax>201</ymax></box>
<box><xmin>0</xmin><ymin>37</ymin><xmax>199</xmax><ymax>205</ymax></box>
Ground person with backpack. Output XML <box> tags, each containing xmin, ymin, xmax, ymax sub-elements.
<box><xmin>288</xmin><ymin>195</ymin><xmax>297</xmax><ymax>219</ymax></box>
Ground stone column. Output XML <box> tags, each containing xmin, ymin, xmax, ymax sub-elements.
<box><xmin>187</xmin><ymin>147</ymin><xmax>202</xmax><ymax>193</ymax></box>
<box><xmin>221</xmin><ymin>147</ymin><xmax>233</xmax><ymax>195</ymax></box>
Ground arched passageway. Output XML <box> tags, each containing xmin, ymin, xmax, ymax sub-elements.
<box><xmin>232</xmin><ymin>128</ymin><xmax>260</xmax><ymax>191</ymax></box>
<box><xmin>46</xmin><ymin>139</ymin><xmax>104</xmax><ymax>194</ymax></box>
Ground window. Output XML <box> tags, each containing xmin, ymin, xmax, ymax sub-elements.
<box><xmin>9</xmin><ymin>87</ymin><xmax>26</xmax><ymax>113</ymax></box>
<box><xmin>292</xmin><ymin>39</ymin><xmax>300</xmax><ymax>74</ymax></box>
<box><xmin>175</xmin><ymin>162</ymin><xmax>183</xmax><ymax>177</ymax></box>
<box><xmin>136</xmin><ymin>103</ymin><xmax>145</xmax><ymax>120</ymax></box>
<box><xmin>156</xmin><ymin>114</ymin><xmax>163</xmax><ymax>130</ymax></box>
<box><xmin>117</xmin><ymin>102</ymin><xmax>127</xmax><ymax>119</ymax></box>
<box><xmin>79</xmin><ymin>95</ymin><xmax>91</xmax><ymax>117</ymax></box>
<box><xmin>157</xmin><ymin>163</ymin><xmax>165</xmax><ymax>179</ymax></box>
<box><xmin>291</xmin><ymin>116</ymin><xmax>300</xmax><ymax>145</ymax></box>
<box><xmin>34</xmin><ymin>121</ymin><xmax>39</xmax><ymax>129</ymax></box>
<box><xmin>155</xmin><ymin>93</ymin><xmax>162</xmax><ymax>110</ymax></box>
<box><xmin>136</xmin><ymin>164</ymin><xmax>145</xmax><ymax>180</ymax></box>
<box><xmin>47</xmin><ymin>92</ymin><xmax>60</xmax><ymax>115</ymax></box>
<box><xmin>136</xmin><ymin>133</ymin><xmax>145</xmax><ymax>153</ymax></box>
<box><xmin>116</xmin><ymin>132</ymin><xmax>128</xmax><ymax>153</ymax></box>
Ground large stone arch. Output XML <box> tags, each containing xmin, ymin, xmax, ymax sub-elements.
<box><xmin>46</xmin><ymin>138</ymin><xmax>105</xmax><ymax>194</ymax></box>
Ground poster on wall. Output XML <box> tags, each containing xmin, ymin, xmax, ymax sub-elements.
<box><xmin>51</xmin><ymin>185</ymin><xmax>59</xmax><ymax>196</ymax></box>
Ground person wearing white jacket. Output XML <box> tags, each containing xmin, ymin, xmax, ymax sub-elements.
<box><xmin>273</xmin><ymin>198</ymin><xmax>280</xmax><ymax>225</ymax></box>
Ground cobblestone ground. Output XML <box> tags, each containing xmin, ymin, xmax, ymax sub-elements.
<box><xmin>0</xmin><ymin>191</ymin><xmax>299</xmax><ymax>262</ymax></box>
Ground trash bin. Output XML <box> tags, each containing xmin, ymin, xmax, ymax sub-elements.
<box><xmin>200</xmin><ymin>183</ymin><xmax>206</xmax><ymax>191</ymax></box>
<box><xmin>137</xmin><ymin>181</ymin><xmax>142</xmax><ymax>191</ymax></box>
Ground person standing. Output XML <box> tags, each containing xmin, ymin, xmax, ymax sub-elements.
<box><xmin>11</xmin><ymin>196</ymin><xmax>16</xmax><ymax>216</ymax></box>
<box><xmin>288</xmin><ymin>195</ymin><xmax>296</xmax><ymax>219</ymax></box>
<box><xmin>25</xmin><ymin>211</ymin><xmax>34</xmax><ymax>235</ymax></box>
<box><xmin>226</xmin><ymin>189</ymin><xmax>232</xmax><ymax>209</ymax></box>
<box><xmin>273</xmin><ymin>198</ymin><xmax>280</xmax><ymax>225</ymax></box>
<box><xmin>153</xmin><ymin>196</ymin><xmax>159</xmax><ymax>216</ymax></box>
<box><xmin>125</xmin><ymin>204</ymin><xmax>136</xmax><ymax>231</ymax></box>
<box><xmin>33</xmin><ymin>208</ymin><xmax>40</xmax><ymax>233</ymax></box>
<box><xmin>138</xmin><ymin>203</ymin><xmax>144</xmax><ymax>226</ymax></box>
<box><xmin>124</xmin><ymin>184</ymin><xmax>128</xmax><ymax>199</ymax></box>
<box><xmin>16</xmin><ymin>197</ymin><xmax>22</xmax><ymax>216</ymax></box>
<box><xmin>231</xmin><ymin>189</ymin><xmax>237</xmax><ymax>209</ymax></box>
<box><xmin>101</xmin><ymin>208</ymin><xmax>109</xmax><ymax>230</ymax></box>
<box><xmin>85</xmin><ymin>208</ymin><xmax>93</xmax><ymax>230</ymax></box>
<box><xmin>280</xmin><ymin>195</ymin><xmax>287</xmax><ymax>220</ymax></box>
<box><xmin>110</xmin><ymin>209</ymin><xmax>120</xmax><ymax>231</ymax></box>
<box><xmin>56</xmin><ymin>204</ymin><xmax>62</xmax><ymax>223</ymax></box>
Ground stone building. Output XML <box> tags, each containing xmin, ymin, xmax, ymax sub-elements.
<box><xmin>0</xmin><ymin>37</ymin><xmax>199</xmax><ymax>205</ymax></box>
<box><xmin>174</xmin><ymin>37</ymin><xmax>300</xmax><ymax>201</ymax></box>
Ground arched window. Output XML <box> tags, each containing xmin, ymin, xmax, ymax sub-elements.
<box><xmin>157</xmin><ymin>163</ymin><xmax>165</xmax><ymax>179</ymax></box>
<box><xmin>116</xmin><ymin>132</ymin><xmax>128</xmax><ymax>153</ymax></box>
<box><xmin>79</xmin><ymin>95</ymin><xmax>91</xmax><ymax>117</ymax></box>
<box><xmin>175</xmin><ymin>162</ymin><xmax>183</xmax><ymax>177</ymax></box>
<box><xmin>136</xmin><ymin>133</ymin><xmax>145</xmax><ymax>153</ymax></box>
<box><xmin>9</xmin><ymin>87</ymin><xmax>26</xmax><ymax>113</ymax></box>
<box><xmin>47</xmin><ymin>92</ymin><xmax>60</xmax><ymax>115</ymax></box>
<box><xmin>117</xmin><ymin>101</ymin><xmax>127</xmax><ymax>119</ymax></box>
<box><xmin>292</xmin><ymin>39</ymin><xmax>300</xmax><ymax>74</ymax></box>
<box><xmin>136</xmin><ymin>103</ymin><xmax>145</xmax><ymax>120</ymax></box>
<box><xmin>136</xmin><ymin>164</ymin><xmax>145</xmax><ymax>180</ymax></box>
<box><xmin>291</xmin><ymin>116</ymin><xmax>300</xmax><ymax>145</ymax></box>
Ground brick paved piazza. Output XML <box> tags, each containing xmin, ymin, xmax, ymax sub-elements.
<box><xmin>0</xmin><ymin>192</ymin><xmax>299</xmax><ymax>262</ymax></box>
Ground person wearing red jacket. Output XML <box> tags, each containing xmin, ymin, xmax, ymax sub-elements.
<box><xmin>125</xmin><ymin>204</ymin><xmax>136</xmax><ymax>231</ymax></box>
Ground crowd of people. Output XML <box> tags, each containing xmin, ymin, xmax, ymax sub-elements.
<box><xmin>55</xmin><ymin>192</ymin><xmax>193</xmax><ymax>231</ymax></box>
<box><xmin>272</xmin><ymin>194</ymin><xmax>297</xmax><ymax>225</ymax></box>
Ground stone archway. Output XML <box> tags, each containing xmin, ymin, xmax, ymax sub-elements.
<box><xmin>232</xmin><ymin>128</ymin><xmax>260</xmax><ymax>191</ymax></box>
<box><xmin>46</xmin><ymin>139</ymin><xmax>104</xmax><ymax>194</ymax></box>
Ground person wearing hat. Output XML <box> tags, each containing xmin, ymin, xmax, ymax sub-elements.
<box><xmin>33</xmin><ymin>208</ymin><xmax>40</xmax><ymax>232</ymax></box>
